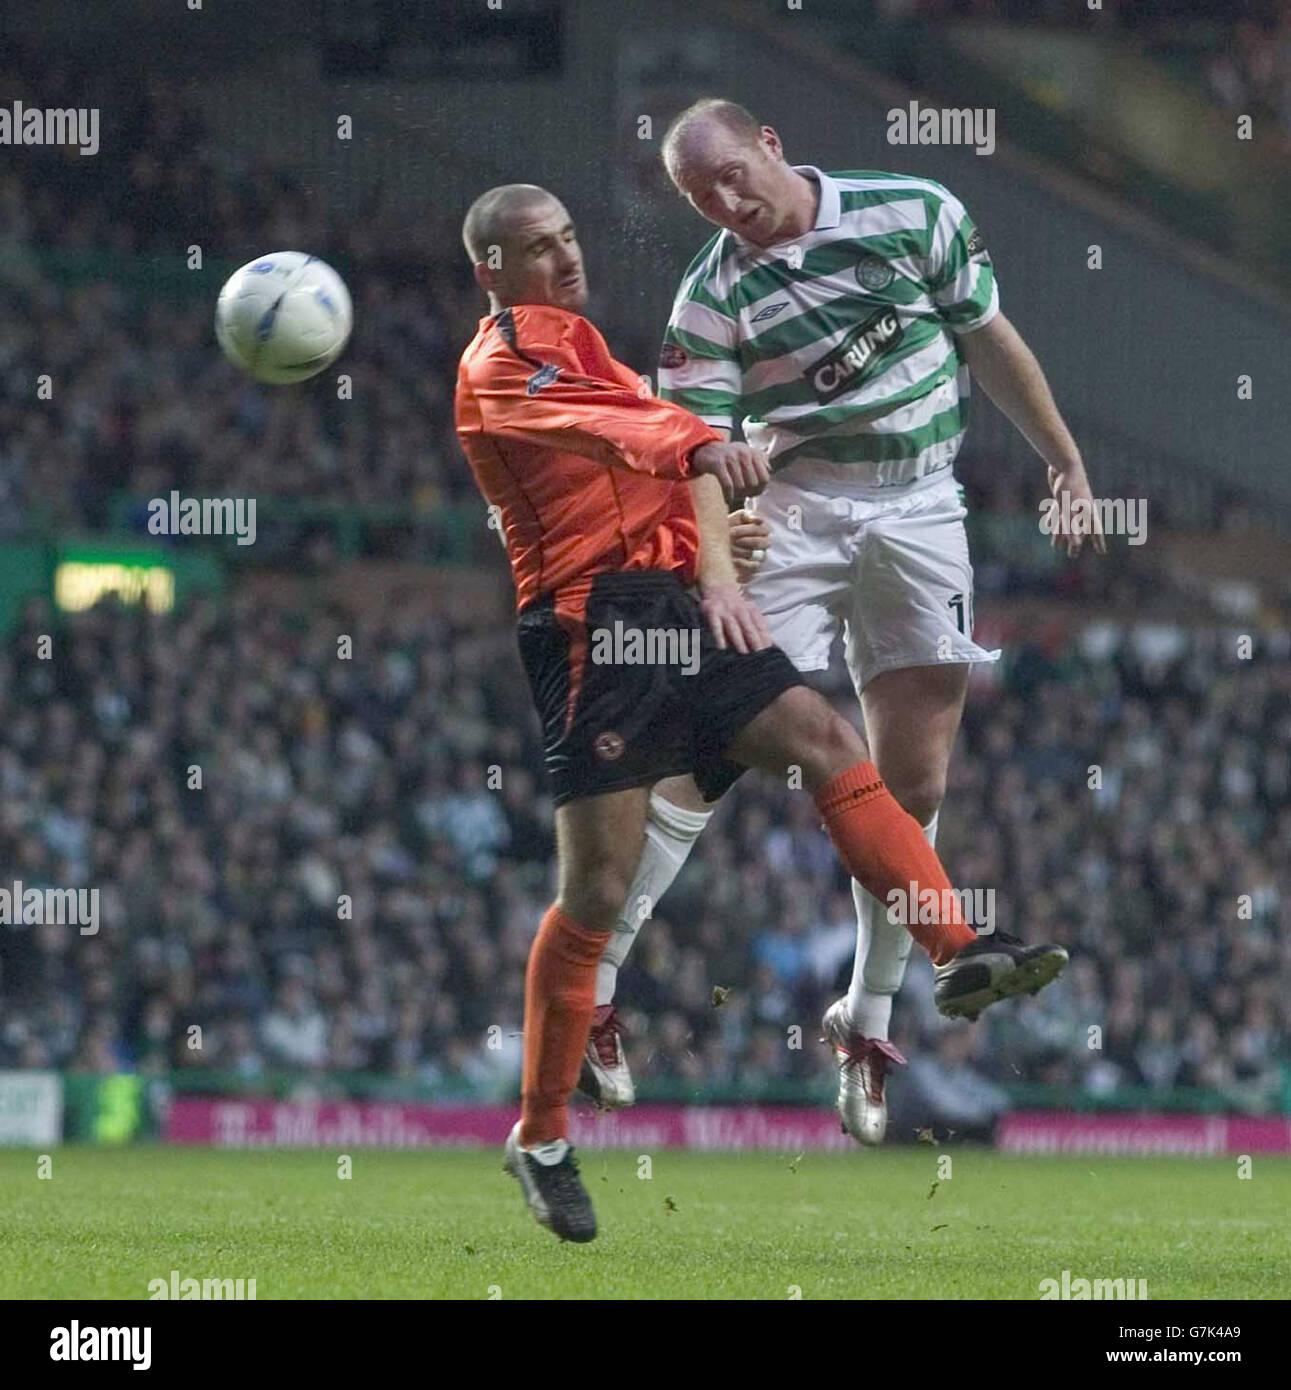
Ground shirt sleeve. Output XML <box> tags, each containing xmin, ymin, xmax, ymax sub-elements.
<box><xmin>656</xmin><ymin>283</ymin><xmax>741</xmax><ymax>434</ymax></box>
<box><xmin>925</xmin><ymin>185</ymin><xmax>1000</xmax><ymax>334</ymax></box>
<box><xmin>468</xmin><ymin>322</ymin><xmax>720</xmax><ymax>480</ymax></box>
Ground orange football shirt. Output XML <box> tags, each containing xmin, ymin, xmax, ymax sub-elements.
<box><xmin>455</xmin><ymin>304</ymin><xmax>722</xmax><ymax>612</ymax></box>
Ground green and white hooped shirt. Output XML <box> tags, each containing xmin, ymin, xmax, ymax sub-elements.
<box><xmin>658</xmin><ymin>166</ymin><xmax>998</xmax><ymax>496</ymax></box>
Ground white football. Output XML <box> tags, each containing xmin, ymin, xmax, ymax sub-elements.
<box><xmin>215</xmin><ymin>251</ymin><xmax>352</xmax><ymax>385</ymax></box>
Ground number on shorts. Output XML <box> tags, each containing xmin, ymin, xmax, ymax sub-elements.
<box><xmin>948</xmin><ymin>592</ymin><xmax>966</xmax><ymax>635</ymax></box>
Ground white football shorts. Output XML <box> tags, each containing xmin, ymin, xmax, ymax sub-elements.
<box><xmin>742</xmin><ymin>469</ymin><xmax>1001</xmax><ymax>692</ymax></box>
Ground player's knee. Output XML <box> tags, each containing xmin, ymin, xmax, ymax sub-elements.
<box><xmin>799</xmin><ymin>700</ymin><xmax>867</xmax><ymax>786</ymax></box>
<box><xmin>652</xmin><ymin>773</ymin><xmax>709</xmax><ymax>815</ymax></box>
<box><xmin>562</xmin><ymin>861</ymin><xmax>633</xmax><ymax>933</ymax></box>
<box><xmin>882</xmin><ymin>771</ymin><xmax>946</xmax><ymax>829</ymax></box>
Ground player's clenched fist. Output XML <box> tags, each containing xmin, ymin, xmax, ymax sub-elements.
<box><xmin>690</xmin><ymin>441</ymin><xmax>771</xmax><ymax>500</ymax></box>
<box><xmin>728</xmin><ymin>508</ymin><xmax>770</xmax><ymax>585</ymax></box>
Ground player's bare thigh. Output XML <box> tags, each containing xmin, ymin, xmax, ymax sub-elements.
<box><xmin>859</xmin><ymin>663</ymin><xmax>970</xmax><ymax>827</ymax></box>
<box><xmin>555</xmin><ymin>786</ymin><xmax>651</xmax><ymax>931</ymax></box>
<box><xmin>724</xmin><ymin>685</ymin><xmax>870</xmax><ymax>791</ymax></box>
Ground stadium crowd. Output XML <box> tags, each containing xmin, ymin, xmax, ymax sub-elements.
<box><xmin>0</xmin><ymin>580</ymin><xmax>1286</xmax><ymax>1128</ymax></box>
<box><xmin>0</xmin><ymin>166</ymin><xmax>484</xmax><ymax>545</ymax></box>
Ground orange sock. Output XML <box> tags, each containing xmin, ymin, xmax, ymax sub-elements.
<box><xmin>519</xmin><ymin>904</ymin><xmax>611</xmax><ymax>1146</ymax></box>
<box><xmin>815</xmin><ymin>761</ymin><xmax>976</xmax><ymax>966</ymax></box>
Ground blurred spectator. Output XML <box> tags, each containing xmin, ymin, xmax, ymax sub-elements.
<box><xmin>260</xmin><ymin>979</ymin><xmax>328</xmax><ymax>1069</ymax></box>
<box><xmin>896</xmin><ymin>1028</ymin><xmax>1011</xmax><ymax>1142</ymax></box>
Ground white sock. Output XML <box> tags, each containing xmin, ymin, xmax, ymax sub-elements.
<box><xmin>845</xmin><ymin>811</ymin><xmax>939</xmax><ymax>1039</ymax></box>
<box><xmin>594</xmin><ymin>790</ymin><xmax>712</xmax><ymax>1006</ymax></box>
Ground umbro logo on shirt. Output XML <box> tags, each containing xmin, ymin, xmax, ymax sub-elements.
<box><xmin>751</xmin><ymin>301</ymin><xmax>789</xmax><ymax>324</ymax></box>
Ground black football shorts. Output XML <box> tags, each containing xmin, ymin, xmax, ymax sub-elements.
<box><xmin>516</xmin><ymin>569</ymin><xmax>803</xmax><ymax>807</ymax></box>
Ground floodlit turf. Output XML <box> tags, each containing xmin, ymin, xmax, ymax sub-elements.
<box><xmin>1</xmin><ymin>1146</ymin><xmax>1288</xmax><ymax>1299</ymax></box>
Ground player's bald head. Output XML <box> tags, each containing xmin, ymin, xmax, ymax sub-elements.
<box><xmin>660</xmin><ymin>100</ymin><xmax>803</xmax><ymax>245</ymax></box>
<box><xmin>662</xmin><ymin>99</ymin><xmax>766</xmax><ymax>185</ymax></box>
<box><xmin>462</xmin><ymin>183</ymin><xmax>587</xmax><ymax>312</ymax></box>
<box><xmin>461</xmin><ymin>183</ymin><xmax>564</xmax><ymax>264</ymax></box>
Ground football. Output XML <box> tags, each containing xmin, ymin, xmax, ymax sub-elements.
<box><xmin>214</xmin><ymin>251</ymin><xmax>352</xmax><ymax>384</ymax></box>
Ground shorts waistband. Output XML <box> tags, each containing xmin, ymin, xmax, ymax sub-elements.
<box><xmin>774</xmin><ymin>461</ymin><xmax>958</xmax><ymax>503</ymax></box>
<box><xmin>522</xmin><ymin>569</ymin><xmax>687</xmax><ymax>615</ymax></box>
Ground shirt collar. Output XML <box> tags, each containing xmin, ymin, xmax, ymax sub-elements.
<box><xmin>795</xmin><ymin>165</ymin><xmax>840</xmax><ymax>230</ymax></box>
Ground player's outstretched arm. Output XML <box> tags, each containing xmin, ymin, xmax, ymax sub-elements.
<box><xmin>958</xmin><ymin>312</ymin><xmax>1106</xmax><ymax>558</ymax></box>
<box><xmin>689</xmin><ymin>473</ymin><xmax>772</xmax><ymax>655</ymax></box>
<box><xmin>471</xmin><ymin>342</ymin><xmax>719</xmax><ymax>481</ymax></box>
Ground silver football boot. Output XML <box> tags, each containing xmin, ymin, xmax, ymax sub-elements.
<box><xmin>820</xmin><ymin>999</ymin><xmax>907</xmax><ymax>1146</ymax></box>
<box><xmin>575</xmin><ymin>1004</ymin><xmax>635</xmax><ymax>1109</ymax></box>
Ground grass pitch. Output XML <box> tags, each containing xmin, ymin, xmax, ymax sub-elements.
<box><xmin>1</xmin><ymin>1146</ymin><xmax>1287</xmax><ymax>1300</ymax></box>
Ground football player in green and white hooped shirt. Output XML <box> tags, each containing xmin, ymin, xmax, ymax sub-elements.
<box><xmin>576</xmin><ymin>99</ymin><xmax>1103</xmax><ymax>1142</ymax></box>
